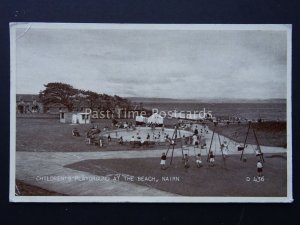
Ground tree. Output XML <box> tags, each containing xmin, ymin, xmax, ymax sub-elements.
<box><xmin>83</xmin><ymin>90</ymin><xmax>101</xmax><ymax>110</ymax></box>
<box><xmin>39</xmin><ymin>82</ymin><xmax>77</xmax><ymax>112</ymax></box>
<box><xmin>39</xmin><ymin>82</ymin><xmax>133</xmax><ymax>113</ymax></box>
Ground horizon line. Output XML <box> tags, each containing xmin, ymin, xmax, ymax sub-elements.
<box><xmin>15</xmin><ymin>93</ymin><xmax>287</xmax><ymax>101</ymax></box>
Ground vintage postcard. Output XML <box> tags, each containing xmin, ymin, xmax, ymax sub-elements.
<box><xmin>10</xmin><ymin>23</ymin><xmax>292</xmax><ymax>202</ymax></box>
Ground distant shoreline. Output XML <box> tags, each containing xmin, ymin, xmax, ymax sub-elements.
<box><xmin>128</xmin><ymin>97</ymin><xmax>287</xmax><ymax>104</ymax></box>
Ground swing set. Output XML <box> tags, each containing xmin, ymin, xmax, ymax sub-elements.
<box><xmin>165</xmin><ymin>122</ymin><xmax>207</xmax><ymax>166</ymax></box>
<box><xmin>206</xmin><ymin>122</ymin><xmax>227</xmax><ymax>166</ymax></box>
<box><xmin>239</xmin><ymin>121</ymin><xmax>265</xmax><ymax>162</ymax></box>
<box><xmin>165</xmin><ymin>120</ymin><xmax>265</xmax><ymax>168</ymax></box>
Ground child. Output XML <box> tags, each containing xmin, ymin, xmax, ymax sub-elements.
<box><xmin>183</xmin><ymin>154</ymin><xmax>190</xmax><ymax>168</ymax></box>
<box><xmin>72</xmin><ymin>128</ymin><xmax>80</xmax><ymax>136</ymax></box>
<box><xmin>130</xmin><ymin>136</ymin><xmax>135</xmax><ymax>143</ymax></box>
<box><xmin>257</xmin><ymin>160</ymin><xmax>263</xmax><ymax>177</ymax></box>
<box><xmin>119</xmin><ymin>136</ymin><xmax>124</xmax><ymax>145</ymax></box>
<box><xmin>209</xmin><ymin>151</ymin><xmax>215</xmax><ymax>166</ymax></box>
<box><xmin>223</xmin><ymin>140</ymin><xmax>228</xmax><ymax>151</ymax></box>
<box><xmin>196</xmin><ymin>154</ymin><xmax>202</xmax><ymax>168</ymax></box>
<box><xmin>160</xmin><ymin>152</ymin><xmax>167</xmax><ymax>170</ymax></box>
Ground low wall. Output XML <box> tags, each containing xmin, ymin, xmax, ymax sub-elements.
<box><xmin>16</xmin><ymin>113</ymin><xmax>59</xmax><ymax>119</ymax></box>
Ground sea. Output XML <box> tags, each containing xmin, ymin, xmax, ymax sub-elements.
<box><xmin>142</xmin><ymin>102</ymin><xmax>287</xmax><ymax>121</ymax></box>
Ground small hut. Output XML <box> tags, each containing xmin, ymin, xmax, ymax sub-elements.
<box><xmin>60</xmin><ymin>112</ymin><xmax>91</xmax><ymax>124</ymax></box>
<box><xmin>135</xmin><ymin>115</ymin><xmax>147</xmax><ymax>125</ymax></box>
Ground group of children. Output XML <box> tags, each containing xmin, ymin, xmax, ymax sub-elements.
<box><xmin>160</xmin><ymin>151</ymin><xmax>216</xmax><ymax>170</ymax></box>
<box><xmin>160</xmin><ymin>151</ymin><xmax>263</xmax><ymax>176</ymax></box>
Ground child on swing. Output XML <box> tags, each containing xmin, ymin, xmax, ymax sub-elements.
<box><xmin>196</xmin><ymin>154</ymin><xmax>202</xmax><ymax>168</ymax></box>
<box><xmin>209</xmin><ymin>151</ymin><xmax>215</xmax><ymax>167</ymax></box>
<box><xmin>183</xmin><ymin>154</ymin><xmax>190</xmax><ymax>168</ymax></box>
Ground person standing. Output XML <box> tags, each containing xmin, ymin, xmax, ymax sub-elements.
<box><xmin>257</xmin><ymin>160</ymin><xmax>263</xmax><ymax>177</ymax></box>
<box><xmin>183</xmin><ymin>154</ymin><xmax>190</xmax><ymax>168</ymax></box>
<box><xmin>194</xmin><ymin>126</ymin><xmax>199</xmax><ymax>135</ymax></box>
<box><xmin>160</xmin><ymin>152</ymin><xmax>167</xmax><ymax>170</ymax></box>
<box><xmin>192</xmin><ymin>134</ymin><xmax>198</xmax><ymax>145</ymax></box>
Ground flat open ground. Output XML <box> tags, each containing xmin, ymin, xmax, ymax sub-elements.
<box><xmin>65</xmin><ymin>154</ymin><xmax>287</xmax><ymax>197</ymax></box>
<box><xmin>16</xmin><ymin>118</ymin><xmax>173</xmax><ymax>152</ymax></box>
<box><xmin>15</xmin><ymin>117</ymin><xmax>288</xmax><ymax>197</ymax></box>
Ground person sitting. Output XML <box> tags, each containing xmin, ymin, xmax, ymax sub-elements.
<box><xmin>255</xmin><ymin>147</ymin><xmax>262</xmax><ymax>156</ymax></box>
<box><xmin>72</xmin><ymin>128</ymin><xmax>80</xmax><ymax>137</ymax></box>
<box><xmin>130</xmin><ymin>136</ymin><xmax>135</xmax><ymax>143</ymax></box>
<box><xmin>119</xmin><ymin>136</ymin><xmax>124</xmax><ymax>145</ymax></box>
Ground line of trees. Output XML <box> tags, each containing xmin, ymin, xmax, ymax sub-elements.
<box><xmin>39</xmin><ymin>82</ymin><xmax>132</xmax><ymax>112</ymax></box>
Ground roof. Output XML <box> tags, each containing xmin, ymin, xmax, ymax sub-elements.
<box><xmin>149</xmin><ymin>113</ymin><xmax>163</xmax><ymax>118</ymax></box>
<box><xmin>16</xmin><ymin>94</ymin><xmax>40</xmax><ymax>102</ymax></box>
<box><xmin>62</xmin><ymin>112</ymin><xmax>91</xmax><ymax>115</ymax></box>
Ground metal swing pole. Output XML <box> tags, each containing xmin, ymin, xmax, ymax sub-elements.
<box><xmin>168</xmin><ymin>124</ymin><xmax>182</xmax><ymax>165</ymax></box>
<box><xmin>170</xmin><ymin>145</ymin><xmax>175</xmax><ymax>165</ymax></box>
<box><xmin>240</xmin><ymin>121</ymin><xmax>251</xmax><ymax>161</ymax></box>
<box><xmin>253</xmin><ymin>127</ymin><xmax>265</xmax><ymax>163</ymax></box>
<box><xmin>178</xmin><ymin>125</ymin><xmax>184</xmax><ymax>159</ymax></box>
<box><xmin>166</xmin><ymin>124</ymin><xmax>177</xmax><ymax>156</ymax></box>
<box><xmin>207</xmin><ymin>122</ymin><xmax>217</xmax><ymax>162</ymax></box>
<box><xmin>217</xmin><ymin>133</ymin><xmax>226</xmax><ymax>166</ymax></box>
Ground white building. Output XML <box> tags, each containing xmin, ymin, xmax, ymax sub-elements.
<box><xmin>135</xmin><ymin>113</ymin><xmax>164</xmax><ymax>126</ymax></box>
<box><xmin>146</xmin><ymin>113</ymin><xmax>164</xmax><ymax>125</ymax></box>
<box><xmin>60</xmin><ymin>112</ymin><xmax>91</xmax><ymax>124</ymax></box>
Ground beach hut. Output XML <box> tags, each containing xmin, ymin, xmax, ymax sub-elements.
<box><xmin>135</xmin><ymin>115</ymin><xmax>147</xmax><ymax>125</ymax></box>
<box><xmin>72</xmin><ymin>112</ymin><xmax>91</xmax><ymax>124</ymax></box>
<box><xmin>60</xmin><ymin>112</ymin><xmax>91</xmax><ymax>124</ymax></box>
<box><xmin>60</xmin><ymin>112</ymin><xmax>73</xmax><ymax>123</ymax></box>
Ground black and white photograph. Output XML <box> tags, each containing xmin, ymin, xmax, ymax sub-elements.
<box><xmin>10</xmin><ymin>23</ymin><xmax>292</xmax><ymax>202</ymax></box>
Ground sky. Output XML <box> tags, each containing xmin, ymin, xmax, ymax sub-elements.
<box><xmin>15</xmin><ymin>25</ymin><xmax>288</xmax><ymax>99</ymax></box>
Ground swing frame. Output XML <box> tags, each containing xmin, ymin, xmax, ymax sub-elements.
<box><xmin>240</xmin><ymin>121</ymin><xmax>265</xmax><ymax>162</ymax></box>
<box><xmin>165</xmin><ymin>123</ymin><xmax>185</xmax><ymax>165</ymax></box>
<box><xmin>206</xmin><ymin>122</ymin><xmax>226</xmax><ymax>166</ymax></box>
